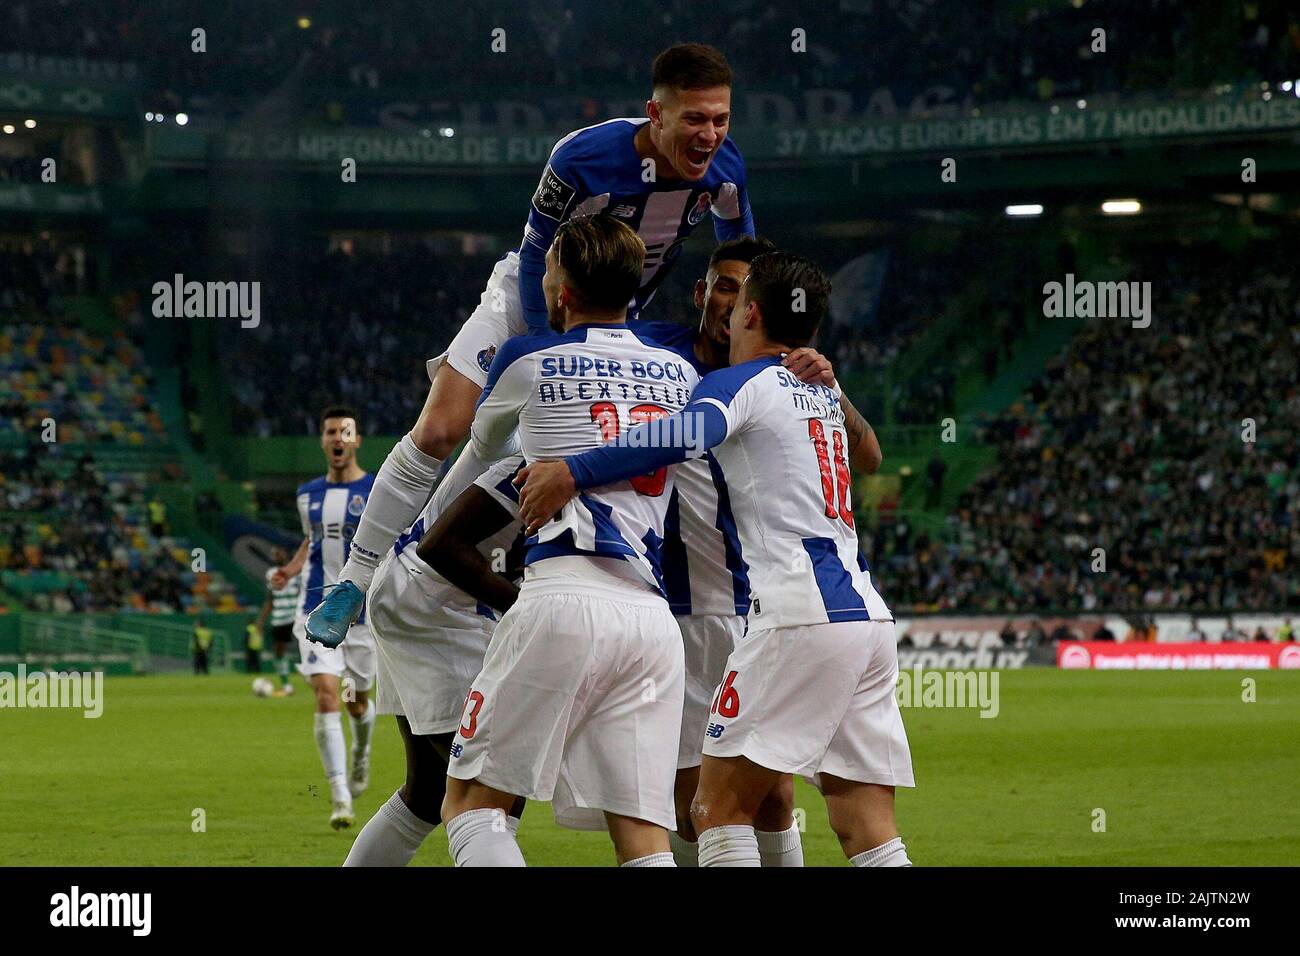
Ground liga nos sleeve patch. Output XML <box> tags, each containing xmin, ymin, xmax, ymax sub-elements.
<box><xmin>531</xmin><ymin>165</ymin><xmax>577</xmax><ymax>221</ymax></box>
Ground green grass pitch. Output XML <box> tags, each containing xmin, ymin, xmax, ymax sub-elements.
<box><xmin>3</xmin><ymin>669</ymin><xmax>1297</xmax><ymax>865</ymax></box>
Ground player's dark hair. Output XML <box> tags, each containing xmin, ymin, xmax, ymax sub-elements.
<box><xmin>319</xmin><ymin>405</ymin><xmax>358</xmax><ymax>432</ymax></box>
<box><xmin>743</xmin><ymin>252</ymin><xmax>832</xmax><ymax>349</ymax></box>
<box><xmin>552</xmin><ymin>215</ymin><xmax>645</xmax><ymax>312</ymax></box>
<box><xmin>652</xmin><ymin>43</ymin><xmax>733</xmax><ymax>91</ymax></box>
<box><xmin>710</xmin><ymin>235</ymin><xmax>776</xmax><ymax>270</ymax></box>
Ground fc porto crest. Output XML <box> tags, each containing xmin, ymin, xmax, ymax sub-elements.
<box><xmin>347</xmin><ymin>493</ymin><xmax>365</xmax><ymax>517</ymax></box>
<box><xmin>477</xmin><ymin>344</ymin><xmax>497</xmax><ymax>373</ymax></box>
<box><xmin>688</xmin><ymin>191</ymin><xmax>713</xmax><ymax>226</ymax></box>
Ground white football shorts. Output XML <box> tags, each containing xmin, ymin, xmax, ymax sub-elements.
<box><xmin>702</xmin><ymin>619</ymin><xmax>914</xmax><ymax>788</ymax></box>
<box><xmin>677</xmin><ymin>614</ymin><xmax>744</xmax><ymax>770</ymax></box>
<box><xmin>294</xmin><ymin>618</ymin><xmax>376</xmax><ymax>693</ymax></box>
<box><xmin>447</xmin><ymin>573</ymin><xmax>685</xmax><ymax>831</ymax></box>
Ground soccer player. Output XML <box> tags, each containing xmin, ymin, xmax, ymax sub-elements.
<box><xmin>270</xmin><ymin>407</ymin><xmax>378</xmax><ymax>830</ymax></box>
<box><xmin>517</xmin><ymin>251</ymin><xmax>913</xmax><ymax>868</ymax></box>
<box><xmin>254</xmin><ymin>545</ymin><xmax>299</xmax><ymax>695</ymax></box>
<box><xmin>341</xmin><ymin>451</ymin><xmax>527</xmax><ymax>866</ymax></box>
<box><xmin>419</xmin><ymin>215</ymin><xmax>700</xmax><ymax>867</ymax></box>
<box><xmin>636</xmin><ymin>235</ymin><xmax>846</xmax><ymax>867</ymax></box>
<box><xmin>307</xmin><ymin>42</ymin><xmax>752</xmax><ymax>647</ymax></box>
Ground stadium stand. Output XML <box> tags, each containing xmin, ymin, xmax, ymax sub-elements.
<box><xmin>0</xmin><ymin>268</ymin><xmax>252</xmax><ymax>614</ymax></box>
<box><xmin>876</xmin><ymin>242</ymin><xmax>1300</xmax><ymax>613</ymax></box>
<box><xmin>5</xmin><ymin>1</ymin><xmax>1299</xmax><ymax>124</ymax></box>
<box><xmin>221</xmin><ymin>240</ymin><xmax>500</xmax><ymax>437</ymax></box>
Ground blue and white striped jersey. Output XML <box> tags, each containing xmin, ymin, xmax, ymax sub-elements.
<box><xmin>636</xmin><ymin>321</ymin><xmax>749</xmax><ymax>618</ymax></box>
<box><xmin>295</xmin><ymin>473</ymin><xmax>375</xmax><ymax>624</ymax></box>
<box><xmin>662</xmin><ymin>450</ymin><xmax>750</xmax><ymax>617</ymax></box>
<box><xmin>518</xmin><ymin>118</ymin><xmax>754</xmax><ymax>332</ymax></box>
<box><xmin>566</xmin><ymin>355</ymin><xmax>893</xmax><ymax>631</ymax></box>
<box><xmin>469</xmin><ymin>322</ymin><xmax>701</xmax><ymax>592</ymax></box>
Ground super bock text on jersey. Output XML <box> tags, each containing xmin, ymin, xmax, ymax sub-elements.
<box><xmin>469</xmin><ymin>322</ymin><xmax>702</xmax><ymax>591</ymax></box>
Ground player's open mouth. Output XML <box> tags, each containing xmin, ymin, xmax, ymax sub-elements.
<box><xmin>685</xmin><ymin>145</ymin><xmax>713</xmax><ymax>171</ymax></box>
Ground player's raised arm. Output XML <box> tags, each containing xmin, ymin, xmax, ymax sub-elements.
<box><xmin>517</xmin><ymin>143</ymin><xmax>583</xmax><ymax>334</ymax></box>
<box><xmin>417</xmin><ymin>484</ymin><xmax>520</xmax><ymax>614</ymax></box>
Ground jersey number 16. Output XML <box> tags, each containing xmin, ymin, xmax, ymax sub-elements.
<box><xmin>808</xmin><ymin>419</ymin><xmax>854</xmax><ymax>529</ymax></box>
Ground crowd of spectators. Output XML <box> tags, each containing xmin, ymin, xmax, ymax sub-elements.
<box><xmin>819</xmin><ymin>239</ymin><xmax>981</xmax><ymax>380</ymax></box>
<box><xmin>223</xmin><ymin>240</ymin><xmax>501</xmax><ymax>436</ymax></box>
<box><xmin>0</xmin><ymin>442</ymin><xmax>246</xmax><ymax>613</ymax></box>
<box><xmin>877</xmin><ymin>243</ymin><xmax>1300</xmax><ymax>613</ymax></box>
<box><xmin>220</xmin><ymin>229</ymin><xmax>951</xmax><ymax>436</ymax></box>
<box><xmin>0</xmin><ymin>320</ymin><xmax>164</xmax><ymax>445</ymax></box>
<box><xmin>4</xmin><ymin>1</ymin><xmax>1299</xmax><ymax>126</ymax></box>
<box><xmin>0</xmin><ymin>444</ymin><xmax>245</xmax><ymax>614</ymax></box>
<box><xmin>0</xmin><ymin>256</ymin><xmax>249</xmax><ymax>613</ymax></box>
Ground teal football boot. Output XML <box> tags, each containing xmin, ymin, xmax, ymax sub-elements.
<box><xmin>305</xmin><ymin>581</ymin><xmax>364</xmax><ymax>648</ymax></box>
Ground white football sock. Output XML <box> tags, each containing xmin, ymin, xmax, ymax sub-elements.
<box><xmin>669</xmin><ymin>831</ymin><xmax>699</xmax><ymax>867</ymax></box>
<box><xmin>446</xmin><ymin>808</ymin><xmax>526</xmax><ymax>867</ymax></box>
<box><xmin>756</xmin><ymin>823</ymin><xmax>804</xmax><ymax>867</ymax></box>
<box><xmin>697</xmin><ymin>825</ymin><xmax>761</xmax><ymax>867</ymax></box>
<box><xmin>851</xmin><ymin>836</ymin><xmax>911</xmax><ymax>867</ymax></box>
<box><xmin>340</xmin><ymin>432</ymin><xmax>443</xmax><ymax>591</ymax></box>
<box><xmin>622</xmin><ymin>852</ymin><xmax>675</xmax><ymax>867</ymax></box>
<box><xmin>348</xmin><ymin>700</ymin><xmax>375</xmax><ymax>759</ymax></box>
<box><xmin>314</xmin><ymin>711</ymin><xmax>349</xmax><ymax>802</ymax></box>
<box><xmin>343</xmin><ymin>790</ymin><xmax>435</xmax><ymax>867</ymax></box>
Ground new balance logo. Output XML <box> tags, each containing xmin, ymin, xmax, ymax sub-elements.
<box><xmin>611</xmin><ymin>204</ymin><xmax>637</xmax><ymax>218</ymax></box>
<box><xmin>449</xmin><ymin>743</ymin><xmax>463</xmax><ymax>758</ymax></box>
<box><xmin>706</xmin><ymin>723</ymin><xmax>724</xmax><ymax>739</ymax></box>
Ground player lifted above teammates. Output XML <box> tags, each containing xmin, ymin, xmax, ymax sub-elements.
<box><xmin>270</xmin><ymin>408</ymin><xmax>378</xmax><ymax>830</ymax></box>
<box><xmin>519</xmin><ymin>251</ymin><xmax>914</xmax><ymax>868</ymax></box>
<box><xmin>307</xmin><ymin>42</ymin><xmax>753</xmax><ymax>647</ymax></box>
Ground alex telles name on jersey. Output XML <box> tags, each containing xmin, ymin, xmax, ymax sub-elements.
<box><xmin>537</xmin><ymin>352</ymin><xmax>695</xmax><ymax>410</ymax></box>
